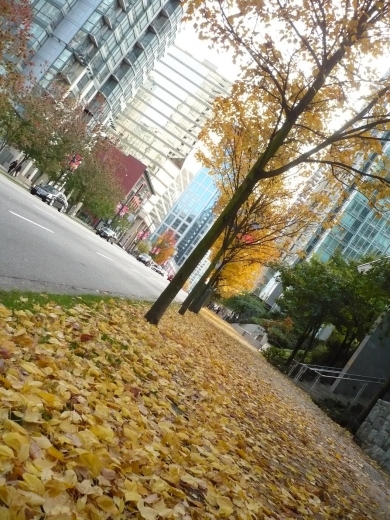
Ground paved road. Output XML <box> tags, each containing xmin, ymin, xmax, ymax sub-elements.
<box><xmin>0</xmin><ymin>174</ymin><xmax>186</xmax><ymax>301</ymax></box>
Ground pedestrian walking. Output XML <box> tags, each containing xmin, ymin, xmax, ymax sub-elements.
<box><xmin>13</xmin><ymin>161</ymin><xmax>24</xmax><ymax>177</ymax></box>
<box><xmin>7</xmin><ymin>160</ymin><xmax>17</xmax><ymax>174</ymax></box>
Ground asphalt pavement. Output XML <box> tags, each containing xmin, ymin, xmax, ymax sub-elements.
<box><xmin>0</xmin><ymin>174</ymin><xmax>186</xmax><ymax>301</ymax></box>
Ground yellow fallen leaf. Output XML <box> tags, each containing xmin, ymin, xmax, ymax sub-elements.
<box><xmin>150</xmin><ymin>478</ymin><xmax>169</xmax><ymax>493</ymax></box>
<box><xmin>152</xmin><ymin>499</ymin><xmax>173</xmax><ymax>518</ymax></box>
<box><xmin>137</xmin><ymin>500</ymin><xmax>159</xmax><ymax>520</ymax></box>
<box><xmin>217</xmin><ymin>496</ymin><xmax>234</xmax><ymax>517</ymax></box>
<box><xmin>3</xmin><ymin>432</ymin><xmax>29</xmax><ymax>451</ymax></box>
<box><xmin>79</xmin><ymin>452</ymin><xmax>102</xmax><ymax>477</ymax></box>
<box><xmin>0</xmin><ymin>305</ymin><xmax>12</xmax><ymax>318</ymax></box>
<box><xmin>32</xmin><ymin>436</ymin><xmax>52</xmax><ymax>449</ymax></box>
<box><xmin>180</xmin><ymin>473</ymin><xmax>199</xmax><ymax>488</ymax></box>
<box><xmin>125</xmin><ymin>490</ymin><xmax>143</xmax><ymax>503</ymax></box>
<box><xmin>43</xmin><ymin>492</ymin><xmax>73</xmax><ymax>515</ymax></box>
<box><xmin>0</xmin><ymin>506</ymin><xmax>9</xmax><ymax>520</ymax></box>
<box><xmin>90</xmin><ymin>425</ymin><xmax>114</xmax><ymax>442</ymax></box>
<box><xmin>23</xmin><ymin>411</ymin><xmax>43</xmax><ymax>423</ymax></box>
<box><xmin>96</xmin><ymin>495</ymin><xmax>117</xmax><ymax>514</ymax></box>
<box><xmin>18</xmin><ymin>442</ymin><xmax>30</xmax><ymax>462</ymax></box>
<box><xmin>18</xmin><ymin>490</ymin><xmax>46</xmax><ymax>506</ymax></box>
<box><xmin>76</xmin><ymin>480</ymin><xmax>95</xmax><ymax>495</ymax></box>
<box><xmin>47</xmin><ymin>446</ymin><xmax>65</xmax><ymax>461</ymax></box>
<box><xmin>22</xmin><ymin>473</ymin><xmax>45</xmax><ymax>495</ymax></box>
<box><xmin>13</xmin><ymin>328</ymin><xmax>27</xmax><ymax>337</ymax></box>
<box><xmin>0</xmin><ymin>446</ymin><xmax>14</xmax><ymax>458</ymax></box>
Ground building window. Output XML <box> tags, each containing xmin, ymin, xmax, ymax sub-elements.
<box><xmin>52</xmin><ymin>49</ymin><xmax>73</xmax><ymax>71</ymax></box>
<box><xmin>77</xmin><ymin>74</ymin><xmax>90</xmax><ymax>91</ymax></box>
<box><xmin>28</xmin><ymin>22</ymin><xmax>47</xmax><ymax>50</ymax></box>
<box><xmin>33</xmin><ymin>0</ymin><xmax>61</xmax><ymax>26</ymax></box>
<box><xmin>83</xmin><ymin>12</ymin><xmax>103</xmax><ymax>33</ymax></box>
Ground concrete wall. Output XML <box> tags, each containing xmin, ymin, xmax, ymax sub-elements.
<box><xmin>331</xmin><ymin>313</ymin><xmax>390</xmax><ymax>400</ymax></box>
<box><xmin>230</xmin><ymin>324</ymin><xmax>268</xmax><ymax>350</ymax></box>
<box><xmin>355</xmin><ymin>399</ymin><xmax>390</xmax><ymax>474</ymax></box>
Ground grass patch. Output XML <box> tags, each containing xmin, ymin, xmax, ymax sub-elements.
<box><xmin>0</xmin><ymin>289</ymin><xmax>141</xmax><ymax>312</ymax></box>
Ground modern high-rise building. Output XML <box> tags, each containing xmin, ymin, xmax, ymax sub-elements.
<box><xmin>115</xmin><ymin>45</ymin><xmax>231</xmax><ymax>222</ymax></box>
<box><xmin>24</xmin><ymin>0</ymin><xmax>183</xmax><ymax>126</ymax></box>
<box><xmin>257</xmin><ymin>139</ymin><xmax>390</xmax><ymax>306</ymax></box>
<box><xmin>151</xmin><ymin>166</ymin><xmax>218</xmax><ymax>282</ymax></box>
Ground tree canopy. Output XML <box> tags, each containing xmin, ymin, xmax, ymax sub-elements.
<box><xmin>273</xmin><ymin>254</ymin><xmax>390</xmax><ymax>366</ymax></box>
<box><xmin>65</xmin><ymin>138</ymin><xmax>125</xmax><ymax>220</ymax></box>
<box><xmin>146</xmin><ymin>0</ymin><xmax>390</xmax><ymax>324</ymax></box>
<box><xmin>151</xmin><ymin>230</ymin><xmax>177</xmax><ymax>265</ymax></box>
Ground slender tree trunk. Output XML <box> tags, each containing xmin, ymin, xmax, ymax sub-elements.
<box><xmin>341</xmin><ymin>335</ymin><xmax>357</xmax><ymax>365</ymax></box>
<box><xmin>284</xmin><ymin>324</ymin><xmax>313</xmax><ymax>368</ymax></box>
<box><xmin>357</xmin><ymin>373</ymin><xmax>390</xmax><ymax>427</ymax></box>
<box><xmin>178</xmin><ymin>239</ymin><xmax>229</xmax><ymax>315</ymax></box>
<box><xmin>328</xmin><ymin>331</ymin><xmax>350</xmax><ymax>366</ymax></box>
<box><xmin>145</xmin><ymin>175</ymin><xmax>268</xmax><ymax>324</ymax></box>
<box><xmin>188</xmin><ymin>272</ymin><xmax>220</xmax><ymax>314</ymax></box>
<box><xmin>300</xmin><ymin>323</ymin><xmax>321</xmax><ymax>363</ymax></box>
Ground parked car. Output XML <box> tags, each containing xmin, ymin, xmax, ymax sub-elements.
<box><xmin>150</xmin><ymin>262</ymin><xmax>166</xmax><ymax>276</ymax></box>
<box><xmin>96</xmin><ymin>226</ymin><xmax>117</xmax><ymax>243</ymax></box>
<box><xmin>30</xmin><ymin>184</ymin><xmax>68</xmax><ymax>213</ymax></box>
<box><xmin>137</xmin><ymin>253</ymin><xmax>152</xmax><ymax>266</ymax></box>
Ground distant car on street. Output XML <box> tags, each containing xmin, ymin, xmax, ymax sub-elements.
<box><xmin>137</xmin><ymin>253</ymin><xmax>152</xmax><ymax>266</ymax></box>
<box><xmin>150</xmin><ymin>262</ymin><xmax>166</xmax><ymax>277</ymax></box>
<box><xmin>30</xmin><ymin>184</ymin><xmax>68</xmax><ymax>213</ymax></box>
<box><xmin>96</xmin><ymin>226</ymin><xmax>117</xmax><ymax>243</ymax></box>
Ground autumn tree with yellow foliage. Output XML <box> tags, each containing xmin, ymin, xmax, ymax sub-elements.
<box><xmin>179</xmin><ymin>95</ymin><xmax>330</xmax><ymax>314</ymax></box>
<box><xmin>146</xmin><ymin>0</ymin><xmax>390</xmax><ymax>324</ymax></box>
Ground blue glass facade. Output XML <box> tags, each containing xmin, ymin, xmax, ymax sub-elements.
<box><xmin>311</xmin><ymin>192</ymin><xmax>390</xmax><ymax>261</ymax></box>
<box><xmin>152</xmin><ymin>167</ymin><xmax>218</xmax><ymax>265</ymax></box>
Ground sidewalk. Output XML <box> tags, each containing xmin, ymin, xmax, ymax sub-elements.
<box><xmin>0</xmin><ymin>297</ymin><xmax>389</xmax><ymax>519</ymax></box>
<box><xmin>0</xmin><ymin>165</ymin><xmax>32</xmax><ymax>190</ymax></box>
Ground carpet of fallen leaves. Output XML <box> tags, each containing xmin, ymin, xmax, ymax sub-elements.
<box><xmin>0</xmin><ymin>298</ymin><xmax>389</xmax><ymax>520</ymax></box>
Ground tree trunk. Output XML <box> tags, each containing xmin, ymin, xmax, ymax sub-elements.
<box><xmin>341</xmin><ymin>335</ymin><xmax>357</xmax><ymax>365</ymax></box>
<box><xmin>144</xmin><ymin>171</ymin><xmax>266</xmax><ymax>324</ymax></box>
<box><xmin>300</xmin><ymin>323</ymin><xmax>321</xmax><ymax>363</ymax></box>
<box><xmin>285</xmin><ymin>324</ymin><xmax>313</xmax><ymax>368</ymax></box>
<box><xmin>188</xmin><ymin>285</ymin><xmax>215</xmax><ymax>314</ymax></box>
<box><xmin>328</xmin><ymin>331</ymin><xmax>350</xmax><ymax>366</ymax></box>
<box><xmin>188</xmin><ymin>270</ymin><xmax>222</xmax><ymax>314</ymax></box>
<box><xmin>178</xmin><ymin>252</ymin><xmax>223</xmax><ymax>315</ymax></box>
<box><xmin>357</xmin><ymin>373</ymin><xmax>390</xmax><ymax>427</ymax></box>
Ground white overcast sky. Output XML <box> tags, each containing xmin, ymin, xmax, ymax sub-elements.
<box><xmin>175</xmin><ymin>21</ymin><xmax>241</xmax><ymax>81</ymax></box>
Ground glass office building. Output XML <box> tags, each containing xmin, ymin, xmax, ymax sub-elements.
<box><xmin>116</xmin><ymin>45</ymin><xmax>231</xmax><ymax>173</ymax></box>
<box><xmin>24</xmin><ymin>0</ymin><xmax>183</xmax><ymax>125</ymax></box>
<box><xmin>306</xmin><ymin>191</ymin><xmax>390</xmax><ymax>261</ymax></box>
<box><xmin>115</xmin><ymin>45</ymin><xmax>231</xmax><ymax>224</ymax></box>
<box><xmin>151</xmin><ymin>167</ymin><xmax>218</xmax><ymax>267</ymax></box>
<box><xmin>257</xmin><ymin>139</ymin><xmax>390</xmax><ymax>306</ymax></box>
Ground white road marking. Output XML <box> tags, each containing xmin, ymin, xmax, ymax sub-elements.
<box><xmin>96</xmin><ymin>252</ymin><xmax>113</xmax><ymax>261</ymax></box>
<box><xmin>9</xmin><ymin>210</ymin><xmax>54</xmax><ymax>233</ymax></box>
<box><xmin>33</xmin><ymin>204</ymin><xmax>57</xmax><ymax>219</ymax></box>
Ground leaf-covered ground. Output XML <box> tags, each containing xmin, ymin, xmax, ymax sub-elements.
<box><xmin>0</xmin><ymin>297</ymin><xmax>389</xmax><ymax>519</ymax></box>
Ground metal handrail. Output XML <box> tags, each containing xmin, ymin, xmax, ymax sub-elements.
<box><xmin>291</xmin><ymin>361</ymin><xmax>386</xmax><ymax>384</ymax></box>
